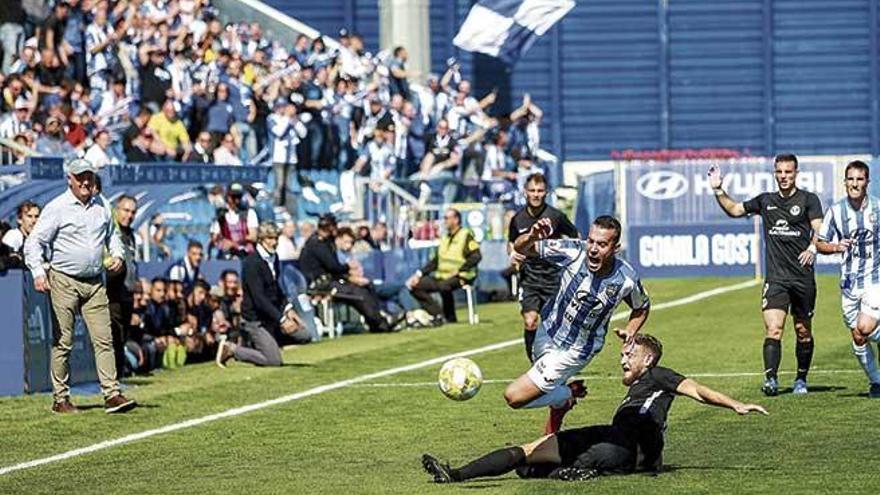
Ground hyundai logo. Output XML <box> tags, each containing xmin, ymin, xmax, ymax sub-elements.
<box><xmin>636</xmin><ymin>171</ymin><xmax>689</xmax><ymax>200</ymax></box>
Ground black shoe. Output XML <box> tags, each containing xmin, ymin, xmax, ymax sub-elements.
<box><xmin>568</xmin><ymin>379</ymin><xmax>588</xmax><ymax>399</ymax></box>
<box><xmin>431</xmin><ymin>315</ymin><xmax>446</xmax><ymax>327</ymax></box>
<box><xmin>550</xmin><ymin>466</ymin><xmax>600</xmax><ymax>481</ymax></box>
<box><xmin>421</xmin><ymin>454</ymin><xmax>455</xmax><ymax>483</ymax></box>
<box><xmin>387</xmin><ymin>311</ymin><xmax>407</xmax><ymax>331</ymax></box>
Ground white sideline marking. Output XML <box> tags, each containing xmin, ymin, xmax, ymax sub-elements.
<box><xmin>352</xmin><ymin>369</ymin><xmax>862</xmax><ymax>388</ymax></box>
<box><xmin>0</xmin><ymin>279</ymin><xmax>758</xmax><ymax>477</ymax></box>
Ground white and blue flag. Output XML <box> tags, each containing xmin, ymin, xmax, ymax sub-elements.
<box><xmin>453</xmin><ymin>0</ymin><xmax>575</xmax><ymax>65</ymax></box>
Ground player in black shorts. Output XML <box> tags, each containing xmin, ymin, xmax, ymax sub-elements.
<box><xmin>422</xmin><ymin>334</ymin><xmax>767</xmax><ymax>483</ymax></box>
<box><xmin>709</xmin><ymin>154</ymin><xmax>824</xmax><ymax>396</ymax></box>
<box><xmin>508</xmin><ymin>173</ymin><xmax>579</xmax><ymax>361</ymax></box>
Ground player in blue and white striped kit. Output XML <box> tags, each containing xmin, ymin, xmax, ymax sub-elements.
<box><xmin>506</xmin><ymin>216</ymin><xmax>651</xmax><ymax>433</ymax></box>
<box><xmin>816</xmin><ymin>160</ymin><xmax>880</xmax><ymax>398</ymax></box>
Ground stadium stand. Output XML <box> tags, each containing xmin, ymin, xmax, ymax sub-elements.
<box><xmin>0</xmin><ymin>0</ymin><xmax>553</xmax><ymax>391</ymax></box>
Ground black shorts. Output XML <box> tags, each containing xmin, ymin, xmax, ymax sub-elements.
<box><xmin>519</xmin><ymin>283</ymin><xmax>557</xmax><ymax>314</ymax></box>
<box><xmin>555</xmin><ymin>425</ymin><xmax>636</xmax><ymax>473</ymax></box>
<box><xmin>761</xmin><ymin>279</ymin><xmax>816</xmax><ymax>319</ymax></box>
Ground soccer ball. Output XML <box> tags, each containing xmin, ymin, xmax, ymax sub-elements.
<box><xmin>437</xmin><ymin>358</ymin><xmax>483</xmax><ymax>401</ymax></box>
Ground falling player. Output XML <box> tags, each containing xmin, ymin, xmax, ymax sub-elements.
<box><xmin>708</xmin><ymin>154</ymin><xmax>823</xmax><ymax>395</ymax></box>
<box><xmin>423</xmin><ymin>334</ymin><xmax>767</xmax><ymax>483</ymax></box>
<box><xmin>506</xmin><ymin>215</ymin><xmax>650</xmax><ymax>434</ymax></box>
<box><xmin>815</xmin><ymin>160</ymin><xmax>880</xmax><ymax>398</ymax></box>
<box><xmin>508</xmin><ymin>173</ymin><xmax>580</xmax><ymax>362</ymax></box>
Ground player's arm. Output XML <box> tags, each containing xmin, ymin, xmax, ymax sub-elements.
<box><xmin>797</xmin><ymin>217</ymin><xmax>824</xmax><ymax>266</ymax></box>
<box><xmin>513</xmin><ymin>217</ymin><xmax>553</xmax><ymax>256</ymax></box>
<box><xmin>619</xmin><ymin>307</ymin><xmax>649</xmax><ymax>342</ymax></box>
<box><xmin>675</xmin><ymin>378</ymin><xmax>768</xmax><ymax>415</ymax></box>
<box><xmin>615</xmin><ymin>281</ymin><xmax>650</xmax><ymax>341</ymax></box>
<box><xmin>798</xmin><ymin>194</ymin><xmax>826</xmax><ymax>266</ymax></box>
<box><xmin>707</xmin><ymin>165</ymin><xmax>747</xmax><ymax>218</ymax></box>
<box><xmin>815</xmin><ymin>208</ymin><xmax>852</xmax><ymax>254</ymax></box>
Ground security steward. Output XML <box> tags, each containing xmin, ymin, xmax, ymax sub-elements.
<box><xmin>407</xmin><ymin>208</ymin><xmax>481</xmax><ymax>325</ymax></box>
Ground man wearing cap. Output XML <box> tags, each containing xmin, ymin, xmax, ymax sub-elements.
<box><xmin>210</xmin><ymin>183</ymin><xmax>258</xmax><ymax>259</ymax></box>
<box><xmin>216</xmin><ymin>222</ymin><xmax>310</xmax><ymax>368</ymax></box>
<box><xmin>0</xmin><ymin>97</ymin><xmax>32</xmax><ymax>140</ymax></box>
<box><xmin>35</xmin><ymin>116</ymin><xmax>76</xmax><ymax>158</ymax></box>
<box><xmin>355</xmin><ymin>95</ymin><xmax>393</xmax><ymax>146</ymax></box>
<box><xmin>268</xmin><ymin>98</ymin><xmax>307</xmax><ymax>208</ymax></box>
<box><xmin>138</xmin><ymin>44</ymin><xmax>172</xmax><ymax>112</ymax></box>
<box><xmin>24</xmin><ymin>159</ymin><xmax>136</xmax><ymax>414</ymax></box>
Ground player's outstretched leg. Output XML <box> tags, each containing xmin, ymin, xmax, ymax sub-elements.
<box><xmin>422</xmin><ymin>447</ymin><xmax>526</xmax><ymax>483</ymax></box>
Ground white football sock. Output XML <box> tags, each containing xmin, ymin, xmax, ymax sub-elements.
<box><xmin>851</xmin><ymin>341</ymin><xmax>880</xmax><ymax>385</ymax></box>
<box><xmin>866</xmin><ymin>326</ymin><xmax>880</xmax><ymax>343</ymax></box>
<box><xmin>522</xmin><ymin>385</ymin><xmax>572</xmax><ymax>409</ymax></box>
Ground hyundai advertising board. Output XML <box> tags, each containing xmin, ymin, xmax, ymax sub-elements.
<box><xmin>625</xmin><ymin>160</ymin><xmax>839</xmax><ymax>278</ymax></box>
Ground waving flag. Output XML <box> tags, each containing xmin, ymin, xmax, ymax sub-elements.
<box><xmin>453</xmin><ymin>0</ymin><xmax>575</xmax><ymax>65</ymax></box>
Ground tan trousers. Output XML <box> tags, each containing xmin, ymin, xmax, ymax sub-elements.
<box><xmin>48</xmin><ymin>269</ymin><xmax>120</xmax><ymax>402</ymax></box>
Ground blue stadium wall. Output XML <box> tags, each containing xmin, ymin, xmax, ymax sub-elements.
<box><xmin>260</xmin><ymin>0</ymin><xmax>880</xmax><ymax>161</ymax></box>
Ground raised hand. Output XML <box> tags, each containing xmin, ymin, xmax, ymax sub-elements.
<box><xmin>529</xmin><ymin>218</ymin><xmax>553</xmax><ymax>240</ymax></box>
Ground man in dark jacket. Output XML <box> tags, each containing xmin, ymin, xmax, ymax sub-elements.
<box><xmin>216</xmin><ymin>223</ymin><xmax>309</xmax><ymax>367</ymax></box>
<box><xmin>298</xmin><ymin>214</ymin><xmax>396</xmax><ymax>333</ymax></box>
<box><xmin>107</xmin><ymin>195</ymin><xmax>138</xmax><ymax>376</ymax></box>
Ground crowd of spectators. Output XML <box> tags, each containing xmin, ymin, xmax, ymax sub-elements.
<box><xmin>0</xmin><ymin>0</ymin><xmax>549</xmax><ymax>209</ymax></box>
<box><xmin>0</xmin><ymin>1</ymin><xmax>544</xmax><ymax>376</ymax></box>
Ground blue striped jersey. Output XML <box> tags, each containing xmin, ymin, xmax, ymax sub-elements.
<box><xmin>536</xmin><ymin>239</ymin><xmax>650</xmax><ymax>358</ymax></box>
<box><xmin>817</xmin><ymin>196</ymin><xmax>880</xmax><ymax>290</ymax></box>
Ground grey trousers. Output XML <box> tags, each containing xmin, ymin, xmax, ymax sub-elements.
<box><xmin>235</xmin><ymin>320</ymin><xmax>283</xmax><ymax>367</ymax></box>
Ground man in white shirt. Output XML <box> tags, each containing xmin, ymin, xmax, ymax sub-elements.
<box><xmin>276</xmin><ymin>220</ymin><xmax>299</xmax><ymax>261</ymax></box>
<box><xmin>0</xmin><ymin>97</ymin><xmax>31</xmax><ymax>140</ymax></box>
<box><xmin>268</xmin><ymin>99</ymin><xmax>307</xmax><ymax>207</ymax></box>
<box><xmin>84</xmin><ymin>129</ymin><xmax>119</xmax><ymax>168</ymax></box>
<box><xmin>23</xmin><ymin>158</ymin><xmax>136</xmax><ymax>414</ymax></box>
<box><xmin>2</xmin><ymin>200</ymin><xmax>40</xmax><ymax>260</ymax></box>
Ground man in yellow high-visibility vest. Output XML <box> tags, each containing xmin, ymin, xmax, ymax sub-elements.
<box><xmin>407</xmin><ymin>208</ymin><xmax>482</xmax><ymax>326</ymax></box>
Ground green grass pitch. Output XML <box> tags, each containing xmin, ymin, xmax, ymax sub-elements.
<box><xmin>1</xmin><ymin>275</ymin><xmax>877</xmax><ymax>494</ymax></box>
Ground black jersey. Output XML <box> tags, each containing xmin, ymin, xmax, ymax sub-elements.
<box><xmin>743</xmin><ymin>189</ymin><xmax>823</xmax><ymax>283</ymax></box>
<box><xmin>612</xmin><ymin>366</ymin><xmax>686</xmax><ymax>469</ymax></box>
<box><xmin>508</xmin><ymin>204</ymin><xmax>579</xmax><ymax>288</ymax></box>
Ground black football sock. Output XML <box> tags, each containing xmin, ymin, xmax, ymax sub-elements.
<box><xmin>524</xmin><ymin>330</ymin><xmax>536</xmax><ymax>362</ymax></box>
<box><xmin>795</xmin><ymin>339</ymin><xmax>814</xmax><ymax>381</ymax></box>
<box><xmin>451</xmin><ymin>447</ymin><xmax>526</xmax><ymax>481</ymax></box>
<box><xmin>763</xmin><ymin>338</ymin><xmax>781</xmax><ymax>380</ymax></box>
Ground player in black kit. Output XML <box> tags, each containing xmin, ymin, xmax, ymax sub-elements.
<box><xmin>709</xmin><ymin>154</ymin><xmax>824</xmax><ymax>396</ymax></box>
<box><xmin>508</xmin><ymin>173</ymin><xmax>579</xmax><ymax>361</ymax></box>
<box><xmin>422</xmin><ymin>334</ymin><xmax>767</xmax><ymax>483</ymax></box>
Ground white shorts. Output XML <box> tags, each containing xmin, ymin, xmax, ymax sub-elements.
<box><xmin>841</xmin><ymin>287</ymin><xmax>880</xmax><ymax>329</ymax></box>
<box><xmin>526</xmin><ymin>331</ymin><xmax>595</xmax><ymax>393</ymax></box>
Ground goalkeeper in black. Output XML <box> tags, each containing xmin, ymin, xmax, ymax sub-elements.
<box><xmin>422</xmin><ymin>334</ymin><xmax>768</xmax><ymax>483</ymax></box>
